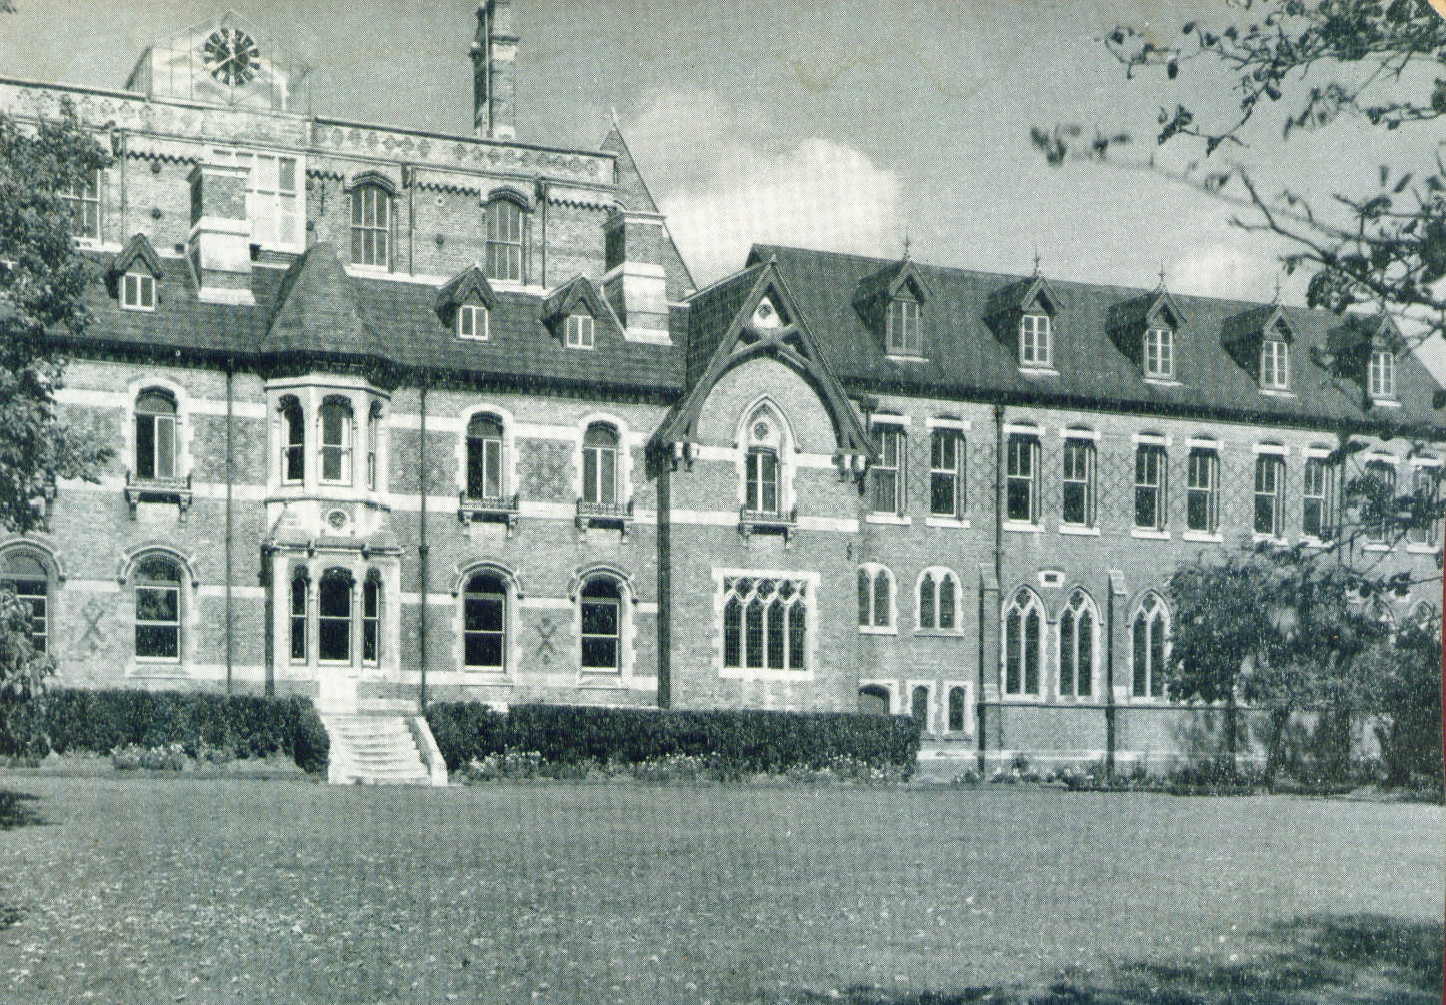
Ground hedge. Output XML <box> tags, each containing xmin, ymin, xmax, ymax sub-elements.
<box><xmin>43</xmin><ymin>689</ymin><xmax>329</xmax><ymax>773</ymax></box>
<box><xmin>425</xmin><ymin>702</ymin><xmax>921</xmax><ymax>775</ymax></box>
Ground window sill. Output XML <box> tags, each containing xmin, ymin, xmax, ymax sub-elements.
<box><xmin>1182</xmin><ymin>530</ymin><xmax>1223</xmax><ymax>544</ymax></box>
<box><xmin>859</xmin><ymin>626</ymin><xmax>897</xmax><ymax>636</ymax></box>
<box><xmin>1002</xmin><ymin>521</ymin><xmax>1043</xmax><ymax>534</ymax></box>
<box><xmin>1362</xmin><ymin>543</ymin><xmax>1392</xmax><ymax>553</ymax></box>
<box><xmin>1406</xmin><ymin>543</ymin><xmax>1440</xmax><ymax>555</ymax></box>
<box><xmin>1130</xmin><ymin>528</ymin><xmax>1171</xmax><ymax>540</ymax></box>
<box><xmin>1017</xmin><ymin>367</ymin><xmax>1059</xmax><ymax>378</ymax></box>
<box><xmin>1300</xmin><ymin>536</ymin><xmax>1335</xmax><ymax>550</ymax></box>
<box><xmin>1058</xmin><ymin>524</ymin><xmax>1099</xmax><ymax>537</ymax></box>
<box><xmin>884</xmin><ymin>354</ymin><xmax>929</xmax><ymax>364</ymax></box>
<box><xmin>719</xmin><ymin>668</ymin><xmax>814</xmax><ymax>682</ymax></box>
<box><xmin>914</xmin><ymin>629</ymin><xmax>965</xmax><ymax>639</ymax></box>
<box><xmin>1258</xmin><ymin>388</ymin><xmax>1296</xmax><ymax>398</ymax></box>
<box><xmin>865</xmin><ymin>513</ymin><xmax>912</xmax><ymax>526</ymax></box>
<box><xmin>462</xmin><ymin>670</ymin><xmax>512</xmax><ymax>681</ymax></box>
<box><xmin>925</xmin><ymin>516</ymin><xmax>970</xmax><ymax>529</ymax></box>
<box><xmin>1253</xmin><ymin>533</ymin><xmax>1289</xmax><ymax>547</ymax></box>
<box><xmin>1370</xmin><ymin>398</ymin><xmax>1402</xmax><ymax>408</ymax></box>
<box><xmin>1143</xmin><ymin>376</ymin><xmax>1181</xmax><ymax>387</ymax></box>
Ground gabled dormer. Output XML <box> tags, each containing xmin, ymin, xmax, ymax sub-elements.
<box><xmin>541</xmin><ymin>274</ymin><xmax>622</xmax><ymax>350</ymax></box>
<box><xmin>853</xmin><ymin>257</ymin><xmax>932</xmax><ymax>359</ymax></box>
<box><xmin>1108</xmin><ymin>286</ymin><xmax>1186</xmax><ymax>382</ymax></box>
<box><xmin>436</xmin><ymin>265</ymin><xmax>498</xmax><ymax>341</ymax></box>
<box><xmin>1328</xmin><ymin>313</ymin><xmax>1405</xmax><ymax>405</ymax></box>
<box><xmin>1224</xmin><ymin>303</ymin><xmax>1297</xmax><ymax>393</ymax></box>
<box><xmin>109</xmin><ymin>233</ymin><xmax>165</xmax><ymax>312</ymax></box>
<box><xmin>986</xmin><ymin>273</ymin><xmax>1059</xmax><ymax>372</ymax></box>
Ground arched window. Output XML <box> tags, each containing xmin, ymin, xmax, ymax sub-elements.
<box><xmin>486</xmin><ymin>196</ymin><xmax>524</xmax><ymax>282</ymax></box>
<box><xmin>362</xmin><ymin>572</ymin><xmax>381</xmax><ymax>665</ymax></box>
<box><xmin>366</xmin><ymin>404</ymin><xmax>382</xmax><ymax>491</ymax></box>
<box><xmin>318</xmin><ymin>569</ymin><xmax>353</xmax><ymax>663</ymax></box>
<box><xmin>743</xmin><ymin>406</ymin><xmax>786</xmax><ymax>516</ymax></box>
<box><xmin>1</xmin><ymin>551</ymin><xmax>50</xmax><ymax>653</ymax></box>
<box><xmin>911</xmin><ymin>685</ymin><xmax>931</xmax><ymax>733</ymax></box>
<box><xmin>319</xmin><ymin>398</ymin><xmax>353</xmax><ymax>485</ymax></box>
<box><xmin>857</xmin><ymin>565</ymin><xmax>893</xmax><ymax>630</ymax></box>
<box><xmin>350</xmin><ymin>185</ymin><xmax>390</xmax><ymax>267</ymax></box>
<box><xmin>1002</xmin><ymin>588</ymin><xmax>1043</xmax><ymax>697</ymax></box>
<box><xmin>280</xmin><ymin>396</ymin><xmax>304</xmax><ymax>483</ymax></box>
<box><xmin>721</xmin><ymin>575</ymin><xmax>808</xmax><ymax>672</ymax></box>
<box><xmin>288</xmin><ymin>570</ymin><xmax>308</xmax><ymax>662</ymax></box>
<box><xmin>858</xmin><ymin>684</ymin><xmax>891</xmax><ymax>715</ymax></box>
<box><xmin>917</xmin><ymin>568</ymin><xmax>959</xmax><ymax>631</ymax></box>
<box><xmin>582</xmin><ymin>424</ymin><xmax>619</xmax><ymax>506</ymax></box>
<box><xmin>134</xmin><ymin>555</ymin><xmax>182</xmax><ymax>661</ymax></box>
<box><xmin>463</xmin><ymin>572</ymin><xmax>508</xmax><ymax>670</ymax></box>
<box><xmin>947</xmin><ymin>686</ymin><xmax>968</xmax><ymax>732</ymax></box>
<box><xmin>135</xmin><ymin>389</ymin><xmax>178</xmax><ymax>481</ymax></box>
<box><xmin>1131</xmin><ymin>593</ymin><xmax>1169</xmax><ymax>699</ymax></box>
<box><xmin>580</xmin><ymin>577</ymin><xmax>622</xmax><ymax>672</ymax></box>
<box><xmin>466</xmin><ymin>414</ymin><xmax>505</xmax><ymax>500</ymax></box>
<box><xmin>1058</xmin><ymin>589</ymin><xmax>1097</xmax><ymax>699</ymax></box>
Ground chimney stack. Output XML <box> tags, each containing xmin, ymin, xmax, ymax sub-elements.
<box><xmin>187</xmin><ymin>162</ymin><xmax>254</xmax><ymax>305</ymax></box>
<box><xmin>471</xmin><ymin>1</ymin><xmax>517</xmax><ymax>140</ymax></box>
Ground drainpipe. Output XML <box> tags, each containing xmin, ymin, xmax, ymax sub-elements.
<box><xmin>405</xmin><ymin>165</ymin><xmax>416</xmax><ymax>276</ymax></box>
<box><xmin>262</xmin><ymin>544</ymin><xmax>275</xmax><ymax>697</ymax></box>
<box><xmin>538</xmin><ymin>178</ymin><xmax>548</xmax><ymax>289</ymax></box>
<box><xmin>417</xmin><ymin>379</ymin><xmax>430</xmax><ymax>712</ymax></box>
<box><xmin>224</xmin><ymin>360</ymin><xmax>235</xmax><ymax>695</ymax></box>
<box><xmin>1105</xmin><ymin>582</ymin><xmax>1117</xmax><ymax>779</ymax></box>
<box><xmin>980</xmin><ymin>404</ymin><xmax>1004</xmax><ymax>764</ymax></box>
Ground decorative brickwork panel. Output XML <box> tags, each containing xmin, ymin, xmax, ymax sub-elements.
<box><xmin>520</xmin><ymin>440</ymin><xmax>573</xmax><ymax>501</ymax></box>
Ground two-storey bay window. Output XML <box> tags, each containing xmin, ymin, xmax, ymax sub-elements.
<box><xmin>1368</xmin><ymin>349</ymin><xmax>1396</xmax><ymax>400</ymax></box>
<box><xmin>1019</xmin><ymin>313</ymin><xmax>1051</xmax><ymax>368</ymax></box>
<box><xmin>1186</xmin><ymin>447</ymin><xmax>1219</xmax><ymax>534</ymax></box>
<box><xmin>1144</xmin><ymin>326</ymin><xmax>1174</xmax><ymax>380</ymax></box>
<box><xmin>1303</xmin><ymin>456</ymin><xmax>1336</xmax><ymax>541</ymax></box>
<box><xmin>319</xmin><ymin>398</ymin><xmax>353</xmax><ymax>484</ymax></box>
<box><xmin>465</xmin><ymin>414</ymin><xmax>505</xmax><ymax>500</ymax></box>
<box><xmin>1134</xmin><ymin>443</ymin><xmax>1167</xmax><ymax>531</ymax></box>
<box><xmin>721</xmin><ymin>576</ymin><xmax>808</xmax><ymax>672</ymax></box>
<box><xmin>1005</xmin><ymin>432</ymin><xmax>1040</xmax><ymax>523</ymax></box>
<box><xmin>1061</xmin><ymin>436</ymin><xmax>1095</xmax><ymax>527</ymax></box>
<box><xmin>870</xmin><ymin>423</ymin><xmax>904</xmax><ymax>514</ymax></box>
<box><xmin>929</xmin><ymin>428</ymin><xmax>965</xmax><ymax>518</ymax></box>
<box><xmin>1254</xmin><ymin>452</ymin><xmax>1285</xmax><ymax>537</ymax></box>
<box><xmin>582</xmin><ymin>423</ymin><xmax>620</xmax><ymax>506</ymax></box>
<box><xmin>134</xmin><ymin>390</ymin><xmax>178</xmax><ymax>481</ymax></box>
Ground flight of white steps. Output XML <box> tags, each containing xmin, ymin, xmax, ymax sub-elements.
<box><xmin>322</xmin><ymin>704</ymin><xmax>448</xmax><ymax>786</ymax></box>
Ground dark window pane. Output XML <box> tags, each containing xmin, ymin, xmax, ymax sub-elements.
<box><xmin>724</xmin><ymin>596</ymin><xmax>742</xmax><ymax>668</ymax></box>
<box><xmin>465</xmin><ymin>634</ymin><xmax>503</xmax><ymax>668</ymax></box>
<box><xmin>465</xmin><ymin>596</ymin><xmax>503</xmax><ymax>633</ymax></box>
<box><xmin>136</xmin><ymin>624</ymin><xmax>178</xmax><ymax>659</ymax></box>
<box><xmin>787</xmin><ymin>602</ymin><xmax>805</xmax><ymax>669</ymax></box>
<box><xmin>581</xmin><ymin>600</ymin><xmax>618</xmax><ymax>636</ymax></box>
<box><xmin>1024</xmin><ymin>610</ymin><xmax>1040</xmax><ymax>694</ymax></box>
<box><xmin>947</xmin><ymin>688</ymin><xmax>965</xmax><ymax>731</ymax></box>
<box><xmin>581</xmin><ymin>637</ymin><xmax>618</xmax><ymax>670</ymax></box>
<box><xmin>319</xmin><ymin>619</ymin><xmax>349</xmax><ymax>661</ymax></box>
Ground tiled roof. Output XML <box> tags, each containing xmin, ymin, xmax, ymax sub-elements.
<box><xmin>748</xmin><ymin>244</ymin><xmax>1446</xmax><ymax>434</ymax></box>
<box><xmin>684</xmin><ymin>263</ymin><xmax>765</xmax><ymax>384</ymax></box>
<box><xmin>69</xmin><ymin>248</ymin><xmax>684</xmax><ymax>396</ymax></box>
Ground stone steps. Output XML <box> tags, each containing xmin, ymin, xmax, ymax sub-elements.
<box><xmin>322</xmin><ymin>714</ymin><xmax>448</xmax><ymax>786</ymax></box>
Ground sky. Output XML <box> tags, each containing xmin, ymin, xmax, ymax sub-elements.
<box><xmin>0</xmin><ymin>1</ymin><xmax>1439</xmax><ymax>331</ymax></box>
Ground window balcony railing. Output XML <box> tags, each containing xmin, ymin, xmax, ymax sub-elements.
<box><xmin>739</xmin><ymin>506</ymin><xmax>798</xmax><ymax>546</ymax></box>
<box><xmin>124</xmin><ymin>470</ymin><xmax>193</xmax><ymax>521</ymax></box>
<box><xmin>576</xmin><ymin>497</ymin><xmax>634</xmax><ymax>539</ymax></box>
<box><xmin>458</xmin><ymin>491</ymin><xmax>520</xmax><ymax>536</ymax></box>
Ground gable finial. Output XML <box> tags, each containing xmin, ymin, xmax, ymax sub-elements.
<box><xmin>1157</xmin><ymin>261</ymin><xmax>1167</xmax><ymax>289</ymax></box>
<box><xmin>608</xmin><ymin>106</ymin><xmax>621</xmax><ymax>130</ymax></box>
<box><xmin>902</xmin><ymin>232</ymin><xmax>912</xmax><ymax>260</ymax></box>
<box><xmin>1272</xmin><ymin>271</ymin><xmax>1283</xmax><ymax>304</ymax></box>
<box><xmin>1032</xmin><ymin>246</ymin><xmax>1042</xmax><ymax>277</ymax></box>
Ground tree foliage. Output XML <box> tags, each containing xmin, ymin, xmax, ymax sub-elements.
<box><xmin>1034</xmin><ymin>0</ymin><xmax>1446</xmax><ymax>347</ymax></box>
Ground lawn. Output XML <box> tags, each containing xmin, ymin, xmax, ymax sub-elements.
<box><xmin>0</xmin><ymin>777</ymin><xmax>1440</xmax><ymax>1004</ymax></box>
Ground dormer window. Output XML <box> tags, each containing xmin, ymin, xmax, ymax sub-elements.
<box><xmin>122</xmin><ymin>272</ymin><xmax>156</xmax><ymax>312</ymax></box>
<box><xmin>565</xmin><ymin>313</ymin><xmax>595</xmax><ymax>349</ymax></box>
<box><xmin>1369</xmin><ymin>348</ymin><xmax>1396</xmax><ymax>400</ymax></box>
<box><xmin>1019</xmin><ymin>313</ymin><xmax>1051</xmax><ymax>368</ymax></box>
<box><xmin>1261</xmin><ymin>336</ymin><xmax>1290</xmax><ymax>390</ymax></box>
<box><xmin>456</xmin><ymin>304</ymin><xmax>488</xmax><ymax>341</ymax></box>
<box><xmin>887</xmin><ymin>294</ymin><xmax>921</xmax><ymax>356</ymax></box>
<box><xmin>1144</xmin><ymin>326</ymin><xmax>1174</xmax><ymax>380</ymax></box>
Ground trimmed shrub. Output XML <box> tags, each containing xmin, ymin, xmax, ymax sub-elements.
<box><xmin>426</xmin><ymin>702</ymin><xmax>920</xmax><ymax>778</ymax></box>
<box><xmin>44</xmin><ymin>689</ymin><xmax>329</xmax><ymax>774</ymax></box>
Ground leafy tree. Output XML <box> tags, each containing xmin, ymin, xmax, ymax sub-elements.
<box><xmin>1033</xmin><ymin>0</ymin><xmax>1446</xmax><ymax>349</ymax></box>
<box><xmin>1357</xmin><ymin>610</ymin><xmax>1443</xmax><ymax>785</ymax></box>
<box><xmin>0</xmin><ymin>100</ymin><xmax>114</xmax><ymax>756</ymax></box>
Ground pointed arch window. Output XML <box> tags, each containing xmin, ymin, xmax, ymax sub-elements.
<box><xmin>917</xmin><ymin>568</ymin><xmax>959</xmax><ymax>631</ymax></box>
<box><xmin>1002</xmin><ymin>588</ymin><xmax>1043</xmax><ymax>697</ymax></box>
<box><xmin>350</xmin><ymin>184</ymin><xmax>390</xmax><ymax>268</ymax></box>
<box><xmin>280</xmin><ymin>396</ymin><xmax>304</xmax><ymax>483</ymax></box>
<box><xmin>721</xmin><ymin>575</ymin><xmax>808</xmax><ymax>672</ymax></box>
<box><xmin>857</xmin><ymin>565</ymin><xmax>893</xmax><ymax>631</ymax></box>
<box><xmin>1</xmin><ymin>551</ymin><xmax>51</xmax><ymax>654</ymax></box>
<box><xmin>582</xmin><ymin>424</ymin><xmax>619</xmax><ymax>505</ymax></box>
<box><xmin>135</xmin><ymin>390</ymin><xmax>178</xmax><ymax>481</ymax></box>
<box><xmin>580</xmin><ymin>576</ymin><xmax>622</xmax><ymax>672</ymax></box>
<box><xmin>466</xmin><ymin>414</ymin><xmax>506</xmax><ymax>500</ymax></box>
<box><xmin>1058</xmin><ymin>590</ymin><xmax>1096</xmax><ymax>699</ymax></box>
<box><xmin>362</xmin><ymin>572</ymin><xmax>381</xmax><ymax>665</ymax></box>
<box><xmin>463</xmin><ymin>572</ymin><xmax>508</xmax><ymax>670</ymax></box>
<box><xmin>288</xmin><ymin>569</ymin><xmax>308</xmax><ymax>662</ymax></box>
<box><xmin>486</xmin><ymin>196</ymin><xmax>524</xmax><ymax>282</ymax></box>
<box><xmin>947</xmin><ymin>686</ymin><xmax>968</xmax><ymax>732</ymax></box>
<box><xmin>318</xmin><ymin>569</ymin><xmax>353</xmax><ymax>663</ymax></box>
<box><xmin>1131</xmin><ymin>593</ymin><xmax>1169</xmax><ymax>699</ymax></box>
<box><xmin>319</xmin><ymin>398</ymin><xmax>353</xmax><ymax>484</ymax></box>
<box><xmin>134</xmin><ymin>555</ymin><xmax>182</xmax><ymax>661</ymax></box>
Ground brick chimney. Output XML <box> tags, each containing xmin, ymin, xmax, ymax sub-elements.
<box><xmin>471</xmin><ymin>1</ymin><xmax>517</xmax><ymax>140</ymax></box>
<box><xmin>602</xmin><ymin>210</ymin><xmax>670</xmax><ymax>343</ymax></box>
<box><xmin>187</xmin><ymin>162</ymin><xmax>254</xmax><ymax>305</ymax></box>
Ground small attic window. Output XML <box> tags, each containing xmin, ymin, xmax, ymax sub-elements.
<box><xmin>886</xmin><ymin>293</ymin><xmax>921</xmax><ymax>356</ymax></box>
<box><xmin>122</xmin><ymin>272</ymin><xmax>156</xmax><ymax>312</ymax></box>
<box><xmin>1144</xmin><ymin>326</ymin><xmax>1174</xmax><ymax>380</ymax></box>
<box><xmin>1019</xmin><ymin>313</ymin><xmax>1051</xmax><ymax>368</ymax></box>
<box><xmin>456</xmin><ymin>303</ymin><xmax>488</xmax><ymax>341</ymax></box>
<box><xmin>1369</xmin><ymin>347</ymin><xmax>1396</xmax><ymax>400</ymax></box>
<box><xmin>753</xmin><ymin>297</ymin><xmax>783</xmax><ymax>330</ymax></box>
<box><xmin>565</xmin><ymin>313</ymin><xmax>595</xmax><ymax>350</ymax></box>
<box><xmin>1261</xmin><ymin>335</ymin><xmax>1290</xmax><ymax>390</ymax></box>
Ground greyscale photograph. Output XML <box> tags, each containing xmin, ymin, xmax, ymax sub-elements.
<box><xmin>0</xmin><ymin>1</ymin><xmax>1441</xmax><ymax>1002</ymax></box>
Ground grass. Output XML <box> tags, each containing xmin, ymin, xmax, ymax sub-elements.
<box><xmin>0</xmin><ymin>778</ymin><xmax>1439</xmax><ymax>1004</ymax></box>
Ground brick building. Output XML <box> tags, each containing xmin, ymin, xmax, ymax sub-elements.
<box><xmin>2</xmin><ymin>6</ymin><xmax>1441</xmax><ymax>779</ymax></box>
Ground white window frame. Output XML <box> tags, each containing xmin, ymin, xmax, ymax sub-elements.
<box><xmin>210</xmin><ymin>148</ymin><xmax>303</xmax><ymax>251</ymax></box>
<box><xmin>486</xmin><ymin>196</ymin><xmax>525</xmax><ymax>283</ymax></box>
<box><xmin>121</xmin><ymin>272</ymin><xmax>156</xmax><ymax>312</ymax></box>
<box><xmin>1130</xmin><ymin>593</ymin><xmax>1170</xmax><ymax>700</ymax></box>
<box><xmin>1019</xmin><ymin>313</ymin><xmax>1052</xmax><ymax>368</ymax></box>
<box><xmin>1001</xmin><ymin>587</ymin><xmax>1045</xmax><ymax>698</ymax></box>
<box><xmin>1144</xmin><ymin>326</ymin><xmax>1174</xmax><ymax>380</ymax></box>
<box><xmin>1133</xmin><ymin>443</ymin><xmax>1168</xmax><ymax>532</ymax></box>
<box><xmin>464</xmin><ymin>412</ymin><xmax>508</xmax><ymax>501</ymax></box>
<box><xmin>1061</xmin><ymin>434</ymin><xmax>1096</xmax><ymax>528</ymax></box>
<box><xmin>1185</xmin><ymin>447</ymin><xmax>1220</xmax><ymax>537</ymax></box>
<box><xmin>716</xmin><ymin>569</ymin><xmax>815</xmax><ymax>680</ymax></box>
<box><xmin>318</xmin><ymin>397</ymin><xmax>354</xmax><ymax>486</ymax></box>
<box><xmin>1368</xmin><ymin>348</ymin><xmax>1396</xmax><ymax>401</ymax></box>
<box><xmin>456</xmin><ymin>304</ymin><xmax>489</xmax><ymax>341</ymax></box>
<box><xmin>1005</xmin><ymin>432</ymin><xmax>1041</xmax><ymax>525</ymax></box>
<box><xmin>887</xmin><ymin>295</ymin><xmax>922</xmax><ymax>357</ymax></box>
<box><xmin>1302</xmin><ymin>452</ymin><xmax>1336</xmax><ymax>542</ymax></box>
<box><xmin>582</xmin><ymin>423</ymin><xmax>620</xmax><ymax>506</ymax></box>
<box><xmin>928</xmin><ymin>427</ymin><xmax>965</xmax><ymax>519</ymax></box>
<box><xmin>1057</xmin><ymin>589</ymin><xmax>1099</xmax><ymax>700</ymax></box>
<box><xmin>62</xmin><ymin>168</ymin><xmax>102</xmax><ymax>243</ymax></box>
<box><xmin>869</xmin><ymin>420</ymin><xmax>905</xmax><ymax>515</ymax></box>
<box><xmin>565</xmin><ymin>313</ymin><xmax>596</xmax><ymax>349</ymax></box>
<box><xmin>1253</xmin><ymin>452</ymin><xmax>1286</xmax><ymax>540</ymax></box>
<box><xmin>133</xmin><ymin>554</ymin><xmax>184</xmax><ymax>665</ymax></box>
<box><xmin>350</xmin><ymin>185</ymin><xmax>391</xmax><ymax>269</ymax></box>
<box><xmin>1261</xmin><ymin>338</ymin><xmax>1290</xmax><ymax>390</ymax></box>
<box><xmin>461</xmin><ymin>568</ymin><xmax>512</xmax><ymax>673</ymax></box>
<box><xmin>133</xmin><ymin>389</ymin><xmax>179</xmax><ymax>481</ymax></box>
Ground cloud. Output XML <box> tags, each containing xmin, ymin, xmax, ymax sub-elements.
<box><xmin>622</xmin><ymin>90</ymin><xmax>902</xmax><ymax>286</ymax></box>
